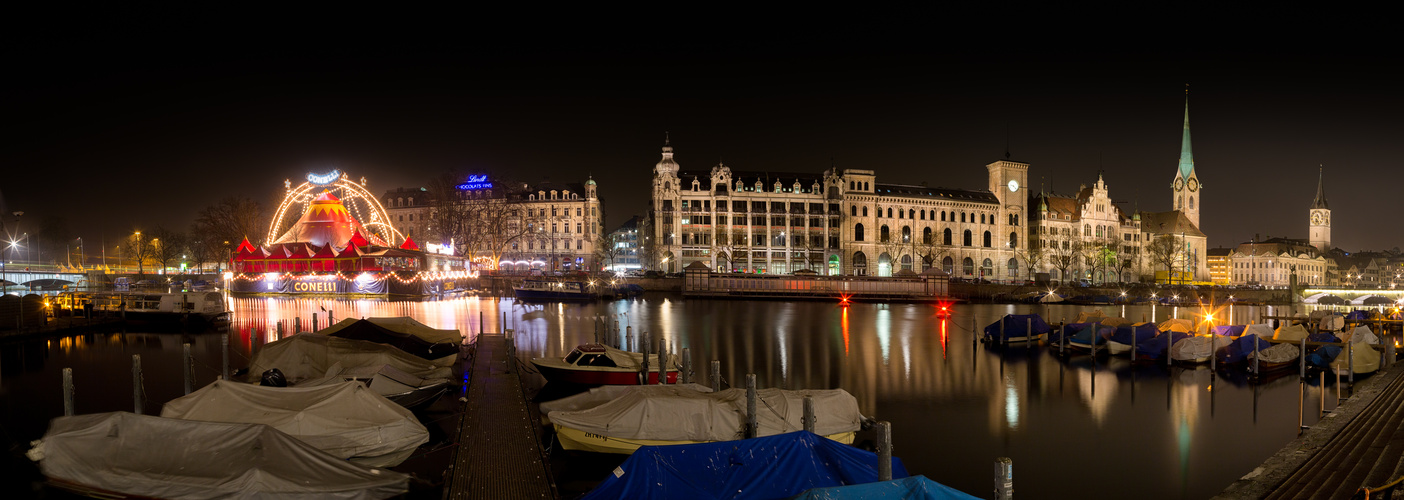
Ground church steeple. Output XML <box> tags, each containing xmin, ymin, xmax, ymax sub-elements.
<box><xmin>1178</xmin><ymin>97</ymin><xmax>1194</xmax><ymax>179</ymax></box>
<box><xmin>1311</xmin><ymin>166</ymin><xmax>1329</xmax><ymax>209</ymax></box>
<box><xmin>1171</xmin><ymin>87</ymin><xmax>1201</xmax><ymax>229</ymax></box>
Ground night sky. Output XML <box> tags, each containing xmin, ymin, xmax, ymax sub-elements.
<box><xmin>4</xmin><ymin>9</ymin><xmax>1401</xmax><ymax>256</ymax></box>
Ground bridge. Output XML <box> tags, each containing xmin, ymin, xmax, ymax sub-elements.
<box><xmin>0</xmin><ymin>269</ymin><xmax>95</xmax><ymax>291</ymax></box>
<box><xmin>1299</xmin><ymin>287</ymin><xmax>1404</xmax><ymax>306</ymax></box>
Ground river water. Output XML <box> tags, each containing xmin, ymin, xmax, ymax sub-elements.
<box><xmin>0</xmin><ymin>293</ymin><xmax>1351</xmax><ymax>499</ymax></box>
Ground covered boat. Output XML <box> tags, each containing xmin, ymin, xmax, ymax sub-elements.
<box><xmin>314</xmin><ymin>317</ymin><xmax>461</xmax><ymax>366</ymax></box>
<box><xmin>1158</xmin><ymin>318</ymin><xmax>1195</xmax><ymax>333</ymax></box>
<box><xmin>580</xmin><ymin>431</ymin><xmax>906</xmax><ymax>500</ymax></box>
<box><xmin>1275</xmin><ymin>323</ymin><xmax>1311</xmax><ymax>342</ymax></box>
<box><xmin>1217</xmin><ymin>332</ymin><xmax>1273</xmax><ymax>365</ymax></box>
<box><xmin>1050</xmin><ymin>322</ymin><xmax>1095</xmax><ymax>344</ymax></box>
<box><xmin>161</xmin><ymin>380</ymin><xmax>429</xmax><ymax>467</ymax></box>
<box><xmin>29</xmin><ymin>412</ymin><xmax>407</xmax><ymax>499</ymax></box>
<box><xmin>1135</xmin><ymin>331</ymin><xmax>1191</xmax><ymax>362</ymax></box>
<box><xmin>248</xmin><ymin>333</ymin><xmax>452</xmax><ymax>383</ymax></box>
<box><xmin>792</xmin><ymin>475</ymin><xmax>980</xmax><ymax>500</ymax></box>
<box><xmin>1170</xmin><ymin>334</ymin><xmax>1234</xmax><ymax>364</ymax></box>
<box><xmin>1066</xmin><ymin>323</ymin><xmax>1114</xmax><ymax>352</ymax></box>
<box><xmin>1330</xmin><ymin>326</ymin><xmax>1382</xmax><ymax>376</ymax></box>
<box><xmin>539</xmin><ymin>383</ymin><xmax>713</xmax><ymax>426</ymax></box>
<box><xmin>297</xmin><ymin>363</ymin><xmax>451</xmax><ymax>409</ymax></box>
<box><xmin>531</xmin><ymin>343</ymin><xmax>679</xmax><ymax>385</ymax></box>
<box><xmin>982</xmin><ymin>314</ymin><xmax>1051</xmax><ymax>344</ymax></box>
<box><xmin>1106</xmin><ymin>323</ymin><xmax>1158</xmax><ymax>355</ymax></box>
<box><xmin>549</xmin><ymin>385</ymin><xmax>862</xmax><ymax>454</ymax></box>
<box><xmin>1073</xmin><ymin>309</ymin><xmax>1108</xmax><ymax>323</ymax></box>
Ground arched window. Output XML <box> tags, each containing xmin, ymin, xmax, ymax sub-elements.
<box><xmin>851</xmin><ymin>205</ymin><xmax>857</xmax><ymax>216</ymax></box>
<box><xmin>862</xmin><ymin>206</ymin><xmax>868</xmax><ymax>217</ymax></box>
<box><xmin>1096</xmin><ymin>225</ymin><xmax>1103</xmax><ymax>237</ymax></box>
<box><xmin>962</xmin><ymin>257</ymin><xmax>974</xmax><ymax>276</ymax></box>
<box><xmin>963</xmin><ymin>230</ymin><xmax>972</xmax><ymax>246</ymax></box>
<box><xmin>900</xmin><ymin>254</ymin><xmax>913</xmax><ymax>271</ymax></box>
<box><xmin>886</xmin><ymin>208</ymin><xmax>893</xmax><ymax>218</ymax></box>
<box><xmin>864</xmin><ymin>182</ymin><xmax>869</xmax><ymax>190</ymax></box>
<box><xmin>853</xmin><ymin>252</ymin><xmax>868</xmax><ymax>275</ymax></box>
<box><xmin>980</xmin><ymin>214</ymin><xmax>985</xmax><ymax>224</ymax></box>
<box><xmin>941</xmin><ymin>211</ymin><xmax>947</xmax><ymax>222</ymax></box>
<box><xmin>849</xmin><ymin>181</ymin><xmax>855</xmax><ymax>190</ymax></box>
<box><xmin>880</xmin><ymin>225</ymin><xmax>890</xmax><ymax>243</ymax></box>
<box><xmin>1009</xmin><ymin>232</ymin><xmax>1018</xmax><ymax>247</ymax></box>
<box><xmin>944</xmin><ymin>228</ymin><xmax>953</xmax><ymax>245</ymax></box>
<box><xmin>942</xmin><ymin>256</ymin><xmax>954</xmax><ymax>274</ymax></box>
<box><xmin>1008</xmin><ymin>258</ymin><xmax>1018</xmax><ymax>277</ymax></box>
<box><xmin>855</xmin><ymin>223</ymin><xmax>865</xmax><ymax>242</ymax></box>
<box><xmin>983</xmin><ymin>231</ymin><xmax>992</xmax><ymax>247</ymax></box>
<box><xmin>1084</xmin><ymin>224</ymin><xmax>1092</xmax><ymax>237</ymax></box>
<box><xmin>908</xmin><ymin>209</ymin><xmax>915</xmax><ymax>219</ymax></box>
<box><xmin>898</xmin><ymin>209</ymin><xmax>903</xmax><ymax>219</ymax></box>
<box><xmin>923</xmin><ymin>227</ymin><xmax>933</xmax><ymax>245</ymax></box>
<box><xmin>982</xmin><ymin>258</ymin><xmax>993</xmax><ymax>276</ymax></box>
<box><xmin>901</xmin><ymin>226</ymin><xmax>911</xmax><ymax>243</ymax></box>
<box><xmin>920</xmin><ymin>210</ymin><xmax>926</xmax><ymax>220</ymax></box>
<box><xmin>878</xmin><ymin>253</ymin><xmax>893</xmax><ymax>277</ymax></box>
<box><xmin>961</xmin><ymin>212</ymin><xmax>966</xmax><ymax>223</ymax></box>
<box><xmin>1189</xmin><ymin>196</ymin><xmax>1195</xmax><ymax>209</ymax></box>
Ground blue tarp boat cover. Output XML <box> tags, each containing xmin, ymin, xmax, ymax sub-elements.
<box><xmin>1309</xmin><ymin>332</ymin><xmax>1340</xmax><ymax>343</ymax></box>
<box><xmin>1070</xmin><ymin>324</ymin><xmax>1112</xmax><ymax>346</ymax></box>
<box><xmin>1346</xmin><ymin>310</ymin><xmax>1370</xmax><ymax>321</ymax></box>
<box><xmin>982</xmin><ymin>314</ymin><xmax>1051</xmax><ymax>342</ymax></box>
<box><xmin>790</xmin><ymin>475</ymin><xmax>979</xmax><ymax>500</ymax></box>
<box><xmin>1109</xmin><ymin>323</ymin><xmax>1158</xmax><ymax>346</ymax></box>
<box><xmin>1136</xmin><ymin>331</ymin><xmax>1191</xmax><ymax>359</ymax></box>
<box><xmin>1307</xmin><ymin>345</ymin><xmax>1342</xmax><ymax>368</ymax></box>
<box><xmin>581</xmin><ymin>431</ymin><xmax>909</xmax><ymax>500</ymax></box>
<box><xmin>1051</xmin><ymin>322</ymin><xmax>1096</xmax><ymax>343</ymax></box>
<box><xmin>1218</xmin><ymin>334</ymin><xmax>1273</xmax><ymax>364</ymax></box>
<box><xmin>1211</xmin><ymin>325</ymin><xmax>1246</xmax><ymax>337</ymax></box>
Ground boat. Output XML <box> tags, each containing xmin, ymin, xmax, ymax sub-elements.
<box><xmin>548</xmin><ymin>384</ymin><xmax>863</xmax><ymax>454</ymax></box>
<box><xmin>792</xmin><ymin>475</ymin><xmax>981</xmax><ymax>500</ymax></box>
<box><xmin>982</xmin><ymin>314</ymin><xmax>1051</xmax><ymax>344</ymax></box>
<box><xmin>315</xmin><ymin>317</ymin><xmax>462</xmax><ymax>366</ymax></box>
<box><xmin>1216</xmin><ymin>327</ymin><xmax>1272</xmax><ymax>366</ymax></box>
<box><xmin>1106</xmin><ymin>323</ymin><xmax>1158</xmax><ymax>355</ymax></box>
<box><xmin>63</xmin><ymin>291</ymin><xmax>229</xmax><ymax>324</ymax></box>
<box><xmin>1135</xmin><ymin>331</ymin><xmax>1192</xmax><ymax>362</ymax></box>
<box><xmin>531</xmin><ymin>343</ymin><xmax>679</xmax><ymax>385</ymax></box>
<box><xmin>513</xmin><ymin>279</ymin><xmax>596</xmax><ymax>301</ymax></box>
<box><xmin>1330</xmin><ymin>326</ymin><xmax>1381</xmax><ymax>376</ymax></box>
<box><xmin>246</xmin><ymin>333</ymin><xmax>452</xmax><ymax>406</ymax></box>
<box><xmin>1066</xmin><ymin>323</ymin><xmax>1114</xmax><ymax>352</ymax></box>
<box><xmin>580</xmin><ymin>431</ymin><xmax>906</xmax><ymax>500</ymax></box>
<box><xmin>538</xmin><ymin>383</ymin><xmax>713</xmax><ymax>426</ymax></box>
<box><xmin>28</xmin><ymin>412</ymin><xmax>408</xmax><ymax>499</ymax></box>
<box><xmin>1274</xmin><ymin>323</ymin><xmax>1311</xmax><ymax>341</ymax></box>
<box><xmin>160</xmin><ymin>380</ymin><xmax>429</xmax><ymax>467</ymax></box>
<box><xmin>1169</xmin><ymin>334</ymin><xmax>1234</xmax><ymax>364</ymax></box>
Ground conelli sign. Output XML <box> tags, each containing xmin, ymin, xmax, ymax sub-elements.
<box><xmin>291</xmin><ymin>280</ymin><xmax>341</xmax><ymax>292</ymax></box>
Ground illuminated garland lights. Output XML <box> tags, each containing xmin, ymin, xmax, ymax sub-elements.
<box><xmin>268</xmin><ymin>172</ymin><xmax>404</xmax><ymax>246</ymax></box>
<box><xmin>229</xmin><ymin>270</ymin><xmax>480</xmax><ymax>283</ymax></box>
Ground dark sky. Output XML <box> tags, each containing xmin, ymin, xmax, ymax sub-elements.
<box><xmin>4</xmin><ymin>9</ymin><xmax>1401</xmax><ymax>256</ymax></box>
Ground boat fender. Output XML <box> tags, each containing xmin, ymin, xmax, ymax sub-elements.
<box><xmin>259</xmin><ymin>368</ymin><xmax>288</xmax><ymax>387</ymax></box>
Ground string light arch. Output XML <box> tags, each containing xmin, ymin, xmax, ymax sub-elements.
<box><xmin>266</xmin><ymin>170</ymin><xmax>404</xmax><ymax>245</ymax></box>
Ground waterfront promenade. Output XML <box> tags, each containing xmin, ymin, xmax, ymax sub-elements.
<box><xmin>447</xmin><ymin>331</ymin><xmax>554</xmax><ymax>499</ymax></box>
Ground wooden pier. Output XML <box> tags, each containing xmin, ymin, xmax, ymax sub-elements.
<box><xmin>447</xmin><ymin>331</ymin><xmax>554</xmax><ymax>499</ymax></box>
<box><xmin>1215</xmin><ymin>361</ymin><xmax>1404</xmax><ymax>499</ymax></box>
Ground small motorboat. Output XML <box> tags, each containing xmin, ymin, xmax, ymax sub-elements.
<box><xmin>315</xmin><ymin>317</ymin><xmax>462</xmax><ymax>366</ymax></box>
<box><xmin>1135</xmin><ymin>331</ymin><xmax>1191</xmax><ymax>362</ymax></box>
<box><xmin>531</xmin><ymin>343</ymin><xmax>679</xmax><ymax>385</ymax></box>
<box><xmin>246</xmin><ymin>333</ymin><xmax>453</xmax><ymax>407</ymax></box>
<box><xmin>549</xmin><ymin>385</ymin><xmax>862</xmax><ymax>454</ymax></box>
<box><xmin>1215</xmin><ymin>328</ymin><xmax>1273</xmax><ymax>366</ymax></box>
<box><xmin>1330</xmin><ymin>326</ymin><xmax>1382</xmax><ymax>376</ymax></box>
<box><xmin>514</xmin><ymin>279</ymin><xmax>597</xmax><ymax>302</ymax></box>
<box><xmin>982</xmin><ymin>314</ymin><xmax>1050</xmax><ymax>344</ymax></box>
<box><xmin>1066</xmin><ymin>323</ymin><xmax>1114</xmax><ymax>352</ymax></box>
<box><xmin>161</xmin><ymin>380</ymin><xmax>429</xmax><ymax>467</ymax></box>
<box><xmin>1170</xmin><ymin>334</ymin><xmax>1234</xmax><ymax>364</ymax></box>
<box><xmin>538</xmin><ymin>383</ymin><xmax>713</xmax><ymax>426</ymax></box>
<box><xmin>29</xmin><ymin>412</ymin><xmax>407</xmax><ymax>499</ymax></box>
<box><xmin>1106</xmin><ymin>323</ymin><xmax>1158</xmax><ymax>355</ymax></box>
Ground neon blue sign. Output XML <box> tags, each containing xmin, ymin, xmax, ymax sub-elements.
<box><xmin>307</xmin><ymin>170</ymin><xmax>341</xmax><ymax>186</ymax></box>
<box><xmin>456</xmin><ymin>174</ymin><xmax>494</xmax><ymax>190</ymax></box>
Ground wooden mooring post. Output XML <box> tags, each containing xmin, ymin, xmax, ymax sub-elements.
<box><xmin>182</xmin><ymin>343</ymin><xmax>193</xmax><ymax>395</ymax></box>
<box><xmin>877</xmin><ymin>421</ymin><xmax>893</xmax><ymax>481</ymax></box>
<box><xmin>220</xmin><ymin>333</ymin><xmax>229</xmax><ymax>381</ymax></box>
<box><xmin>641</xmin><ymin>332</ymin><xmax>650</xmax><ymax>383</ymax></box>
<box><xmin>711</xmin><ymin>360</ymin><xmax>721</xmax><ymax>392</ymax></box>
<box><xmin>802</xmin><ymin>396</ymin><xmax>815</xmax><ymax>433</ymax></box>
<box><xmin>131</xmin><ymin>355</ymin><xmax>143</xmax><ymax>415</ymax></box>
<box><xmin>994</xmin><ymin>457</ymin><xmax>1014</xmax><ymax>499</ymax></box>
<box><xmin>294</xmin><ymin>317</ymin><xmax>301</xmax><ymax>333</ymax></box>
<box><xmin>682</xmin><ymin>348</ymin><xmax>692</xmax><ymax>384</ymax></box>
<box><xmin>312</xmin><ymin>313</ymin><xmax>318</xmax><ymax>332</ymax></box>
<box><xmin>63</xmin><ymin>368</ymin><xmax>74</xmax><ymax>417</ymax></box>
<box><xmin>657</xmin><ymin>336</ymin><xmax>667</xmax><ymax>385</ymax></box>
<box><xmin>745</xmin><ymin>374</ymin><xmax>757</xmax><ymax>439</ymax></box>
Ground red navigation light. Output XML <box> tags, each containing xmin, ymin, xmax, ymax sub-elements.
<box><xmin>935</xmin><ymin>300</ymin><xmax>953</xmax><ymax>317</ymax></box>
<box><xmin>839</xmin><ymin>294</ymin><xmax>852</xmax><ymax>306</ymax></box>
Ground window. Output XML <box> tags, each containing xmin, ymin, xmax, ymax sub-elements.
<box><xmin>886</xmin><ymin>208</ymin><xmax>892</xmax><ymax>218</ymax></box>
<box><xmin>941</xmin><ymin>211</ymin><xmax>947</xmax><ymax>222</ymax></box>
<box><xmin>962</xmin><ymin>257</ymin><xmax>974</xmax><ymax>276</ymax></box>
<box><xmin>983</xmin><ymin>231</ymin><xmax>992</xmax><ymax>247</ymax></box>
<box><xmin>901</xmin><ymin>226</ymin><xmax>911</xmax><ymax>243</ymax></box>
<box><xmin>577</xmin><ymin>223</ymin><xmax>582</xmax><ymax>233</ymax></box>
<box><xmin>855</xmin><ymin>224</ymin><xmax>865</xmax><ymax>242</ymax></box>
<box><xmin>923</xmin><ymin>227</ymin><xmax>933</xmax><ymax>245</ymax></box>
<box><xmin>942</xmin><ymin>256</ymin><xmax>953</xmax><ymax>273</ymax></box>
<box><xmin>1009</xmin><ymin>232</ymin><xmax>1017</xmax><ymax>247</ymax></box>
<box><xmin>862</xmin><ymin>207</ymin><xmax>868</xmax><ymax>217</ymax></box>
<box><xmin>963</xmin><ymin>230</ymin><xmax>972</xmax><ymax>246</ymax></box>
<box><xmin>943</xmin><ymin>228</ymin><xmax>952</xmax><ymax>245</ymax></box>
<box><xmin>1008</xmin><ymin>258</ymin><xmax>1018</xmax><ymax>277</ymax></box>
<box><xmin>961</xmin><ymin>213</ymin><xmax>966</xmax><ymax>223</ymax></box>
<box><xmin>908</xmin><ymin>209</ymin><xmax>914</xmax><ymax>219</ymax></box>
<box><xmin>577</xmin><ymin>240</ymin><xmax>583</xmax><ymax>250</ymax></box>
<box><xmin>880</xmin><ymin>225</ymin><xmax>890</xmax><ymax>243</ymax></box>
<box><xmin>1189</xmin><ymin>196</ymin><xmax>1195</xmax><ymax>209</ymax></box>
<box><xmin>1084</xmin><ymin>224</ymin><xmax>1091</xmax><ymax>237</ymax></box>
<box><xmin>851</xmin><ymin>205</ymin><xmax>857</xmax><ymax>216</ymax></box>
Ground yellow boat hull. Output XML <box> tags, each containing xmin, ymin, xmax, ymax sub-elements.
<box><xmin>553</xmin><ymin>424</ymin><xmax>856</xmax><ymax>454</ymax></box>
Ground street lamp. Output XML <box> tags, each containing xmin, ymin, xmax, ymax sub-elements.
<box><xmin>2</xmin><ymin>211</ymin><xmax>22</xmax><ymax>296</ymax></box>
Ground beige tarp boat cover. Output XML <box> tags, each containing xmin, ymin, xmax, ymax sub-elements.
<box><xmin>539</xmin><ymin>383</ymin><xmax>713</xmax><ymax>426</ymax></box>
<box><xmin>161</xmin><ymin>380</ymin><xmax>428</xmax><ymax>467</ymax></box>
<box><xmin>548</xmin><ymin>385</ymin><xmax>861</xmax><ymax>442</ymax></box>
<box><xmin>299</xmin><ymin>362</ymin><xmax>449</xmax><ymax>402</ymax></box>
<box><xmin>1319</xmin><ymin>314</ymin><xmax>1346</xmax><ymax>332</ymax></box>
<box><xmin>1244</xmin><ymin>324</ymin><xmax>1274</xmax><ymax>339</ymax></box>
<box><xmin>318</xmin><ymin>317</ymin><xmax>462</xmax><ymax>345</ymax></box>
<box><xmin>29</xmin><ymin>412</ymin><xmax>407</xmax><ymax>499</ymax></box>
<box><xmin>1170</xmin><ymin>335</ymin><xmax>1233</xmax><ymax>361</ymax></box>
<box><xmin>1158</xmin><ymin>318</ymin><xmax>1195</xmax><ymax>333</ymax></box>
<box><xmin>1332</xmin><ymin>328</ymin><xmax>1381</xmax><ymax>374</ymax></box>
<box><xmin>1100</xmin><ymin>317</ymin><xmax>1132</xmax><ymax>328</ymax></box>
<box><xmin>248</xmin><ymin>333</ymin><xmax>452</xmax><ymax>383</ymax></box>
<box><xmin>1074</xmin><ymin>310</ymin><xmax>1107</xmax><ymax>323</ymax></box>
<box><xmin>1275</xmin><ymin>324</ymin><xmax>1310</xmax><ymax>342</ymax></box>
<box><xmin>1250</xmin><ymin>342</ymin><xmax>1302</xmax><ymax>364</ymax></box>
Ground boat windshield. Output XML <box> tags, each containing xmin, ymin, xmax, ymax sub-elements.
<box><xmin>578</xmin><ymin>354</ymin><xmax>617</xmax><ymax>367</ymax></box>
<box><xmin>564</xmin><ymin>350</ymin><xmax>583</xmax><ymax>364</ymax></box>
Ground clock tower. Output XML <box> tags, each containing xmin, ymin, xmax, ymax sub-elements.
<box><xmin>1309</xmin><ymin>167</ymin><xmax>1330</xmax><ymax>253</ymax></box>
<box><xmin>1171</xmin><ymin>93</ymin><xmax>1201</xmax><ymax>229</ymax></box>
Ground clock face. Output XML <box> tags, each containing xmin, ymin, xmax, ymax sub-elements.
<box><xmin>1174</xmin><ymin>178</ymin><xmax>1184</xmax><ymax>191</ymax></box>
<box><xmin>1007</xmin><ymin>180</ymin><xmax>1019</xmax><ymax>192</ymax></box>
<box><xmin>1311</xmin><ymin>212</ymin><xmax>1323</xmax><ymax>225</ymax></box>
<box><xmin>1188</xmin><ymin>178</ymin><xmax>1198</xmax><ymax>192</ymax></box>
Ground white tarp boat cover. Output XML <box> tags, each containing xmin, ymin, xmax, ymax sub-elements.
<box><xmin>1275</xmin><ymin>324</ymin><xmax>1310</xmax><ymax>342</ymax></box>
<box><xmin>1251</xmin><ymin>342</ymin><xmax>1302</xmax><ymax>364</ymax></box>
<box><xmin>161</xmin><ymin>380</ymin><xmax>428</xmax><ymax>467</ymax></box>
<box><xmin>1319</xmin><ymin>314</ymin><xmax>1346</xmax><ymax>332</ymax></box>
<box><xmin>299</xmin><ymin>362</ymin><xmax>450</xmax><ymax>404</ymax></box>
<box><xmin>1170</xmin><ymin>335</ymin><xmax>1233</xmax><ymax>361</ymax></box>
<box><xmin>1243</xmin><ymin>324</ymin><xmax>1274</xmax><ymax>339</ymax></box>
<box><xmin>248</xmin><ymin>333</ymin><xmax>452</xmax><ymax>383</ymax></box>
<box><xmin>314</xmin><ymin>317</ymin><xmax>461</xmax><ymax>366</ymax></box>
<box><xmin>595</xmin><ymin>344</ymin><xmax>680</xmax><ymax>371</ymax></box>
<box><xmin>548</xmin><ymin>385</ymin><xmax>861</xmax><ymax>442</ymax></box>
<box><xmin>29</xmin><ymin>412</ymin><xmax>407</xmax><ymax>499</ymax></box>
<box><xmin>1344</xmin><ymin>325</ymin><xmax>1380</xmax><ymax>346</ymax></box>
<box><xmin>539</xmin><ymin>383</ymin><xmax>713</xmax><ymax>425</ymax></box>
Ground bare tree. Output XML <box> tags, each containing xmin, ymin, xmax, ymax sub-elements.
<box><xmin>914</xmin><ymin>227</ymin><xmax>950</xmax><ymax>274</ymax></box>
<box><xmin>150</xmin><ymin>226</ymin><xmax>188</xmax><ymax>275</ymax></box>
<box><xmin>1047</xmin><ymin>238</ymin><xmax>1080</xmax><ymax>285</ymax></box>
<box><xmin>1016</xmin><ymin>243</ymin><xmax>1045</xmax><ymax>283</ymax></box>
<box><xmin>1110</xmin><ymin>237</ymin><xmax>1135</xmax><ymax>285</ymax></box>
<box><xmin>595</xmin><ymin>232</ymin><xmax>622</xmax><ymax>271</ymax></box>
<box><xmin>1146</xmin><ymin>234</ymin><xmax>1180</xmax><ymax>285</ymax></box>
<box><xmin>129</xmin><ymin>231</ymin><xmax>154</xmax><ymax>276</ymax></box>
<box><xmin>194</xmin><ymin>197</ymin><xmax>266</xmax><ymax>248</ymax></box>
<box><xmin>186</xmin><ymin>231</ymin><xmax>218</xmax><ymax>275</ymax></box>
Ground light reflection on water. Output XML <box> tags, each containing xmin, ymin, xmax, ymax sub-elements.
<box><xmin>2</xmin><ymin>295</ymin><xmax>1361</xmax><ymax>499</ymax></box>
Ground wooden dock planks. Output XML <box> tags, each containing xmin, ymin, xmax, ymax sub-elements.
<box><xmin>447</xmin><ymin>332</ymin><xmax>554</xmax><ymax>499</ymax></box>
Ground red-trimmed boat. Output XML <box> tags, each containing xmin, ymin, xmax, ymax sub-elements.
<box><xmin>531</xmin><ymin>344</ymin><xmax>679</xmax><ymax>385</ymax></box>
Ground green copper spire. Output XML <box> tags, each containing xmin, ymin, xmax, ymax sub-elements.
<box><xmin>1177</xmin><ymin>94</ymin><xmax>1194</xmax><ymax>179</ymax></box>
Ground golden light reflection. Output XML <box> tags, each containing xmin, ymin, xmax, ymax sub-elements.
<box><xmin>940</xmin><ymin>318</ymin><xmax>947</xmax><ymax>360</ymax></box>
<box><xmin>841</xmin><ymin>306</ymin><xmax>850</xmax><ymax>356</ymax></box>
